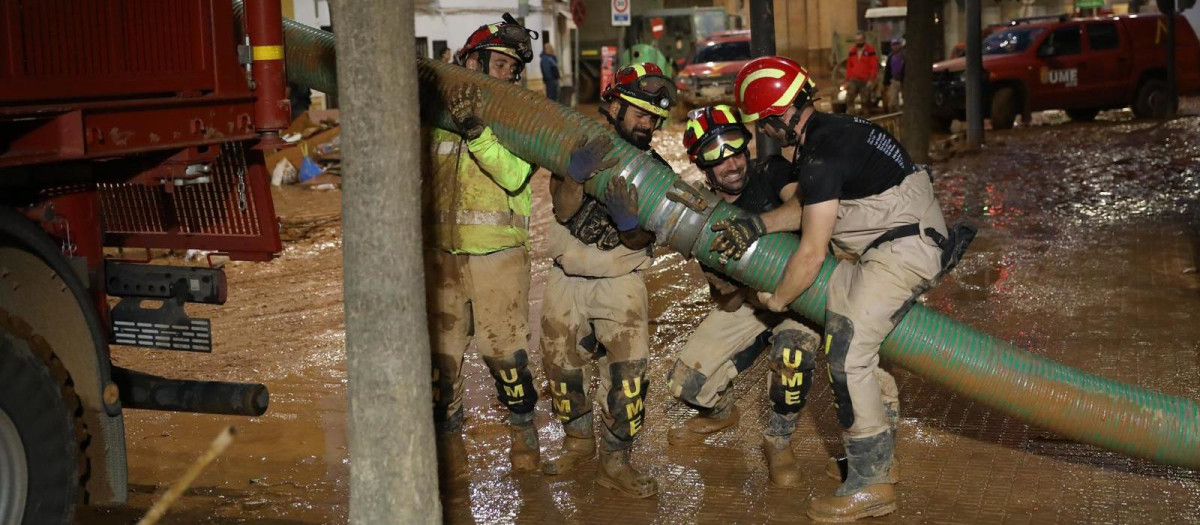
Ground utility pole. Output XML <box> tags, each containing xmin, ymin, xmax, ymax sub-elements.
<box><xmin>901</xmin><ymin>0</ymin><xmax>935</xmax><ymax>163</ymax></box>
<box><xmin>333</xmin><ymin>0</ymin><xmax>441</xmax><ymax>523</ymax></box>
<box><xmin>966</xmin><ymin>0</ymin><xmax>984</xmax><ymax>149</ymax></box>
<box><xmin>749</xmin><ymin>0</ymin><xmax>781</xmax><ymax>158</ymax></box>
<box><xmin>1166</xmin><ymin>0</ymin><xmax>1179</xmax><ymax>118</ymax></box>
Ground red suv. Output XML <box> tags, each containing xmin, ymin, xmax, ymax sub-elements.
<box><xmin>931</xmin><ymin>14</ymin><xmax>1200</xmax><ymax>130</ymax></box>
<box><xmin>675</xmin><ymin>30</ymin><xmax>752</xmax><ymax>110</ymax></box>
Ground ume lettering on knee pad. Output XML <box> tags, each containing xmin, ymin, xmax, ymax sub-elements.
<box><xmin>482</xmin><ymin>349</ymin><xmax>538</xmax><ymax>414</ymax></box>
<box><xmin>769</xmin><ymin>330</ymin><xmax>817</xmax><ymax>414</ymax></box>
<box><xmin>606</xmin><ymin>360</ymin><xmax>649</xmax><ymax>441</ymax></box>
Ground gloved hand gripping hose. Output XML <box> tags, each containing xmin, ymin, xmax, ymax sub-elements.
<box><xmin>274</xmin><ymin>17</ymin><xmax>1200</xmax><ymax>468</ymax></box>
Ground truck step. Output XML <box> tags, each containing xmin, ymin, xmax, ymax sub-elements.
<box><xmin>106</xmin><ymin>262</ymin><xmax>224</xmax><ymax>352</ymax></box>
<box><xmin>110</xmin><ymin>297</ymin><xmax>212</xmax><ymax>352</ymax></box>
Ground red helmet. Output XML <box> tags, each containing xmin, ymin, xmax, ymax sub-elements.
<box><xmin>734</xmin><ymin>56</ymin><xmax>817</xmax><ymax>123</ymax></box>
<box><xmin>456</xmin><ymin>13</ymin><xmax>536</xmax><ymax>79</ymax></box>
<box><xmin>601</xmin><ymin>63</ymin><xmax>676</xmax><ymax>119</ymax></box>
<box><xmin>683</xmin><ymin>105</ymin><xmax>751</xmax><ymax>168</ymax></box>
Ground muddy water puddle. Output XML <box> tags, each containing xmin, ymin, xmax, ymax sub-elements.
<box><xmin>84</xmin><ymin>117</ymin><xmax>1200</xmax><ymax>523</ymax></box>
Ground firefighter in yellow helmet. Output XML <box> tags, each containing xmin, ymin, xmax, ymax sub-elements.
<box><xmin>539</xmin><ymin>63</ymin><xmax>674</xmax><ymax>498</ymax></box>
<box><xmin>665</xmin><ymin>105</ymin><xmax>823</xmax><ymax>487</ymax></box>
<box><xmin>425</xmin><ymin>14</ymin><xmax>541</xmax><ymax>485</ymax></box>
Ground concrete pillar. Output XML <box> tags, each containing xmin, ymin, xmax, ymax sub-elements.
<box><xmin>332</xmin><ymin>0</ymin><xmax>441</xmax><ymax>523</ymax></box>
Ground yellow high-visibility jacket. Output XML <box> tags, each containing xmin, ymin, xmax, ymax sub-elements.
<box><xmin>425</xmin><ymin>126</ymin><xmax>534</xmax><ymax>254</ymax></box>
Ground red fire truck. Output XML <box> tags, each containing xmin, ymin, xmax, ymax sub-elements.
<box><xmin>0</xmin><ymin>1</ymin><xmax>289</xmax><ymax>522</ymax></box>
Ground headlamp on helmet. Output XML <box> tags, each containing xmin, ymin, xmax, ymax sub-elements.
<box><xmin>602</xmin><ymin>63</ymin><xmax>677</xmax><ymax>121</ymax></box>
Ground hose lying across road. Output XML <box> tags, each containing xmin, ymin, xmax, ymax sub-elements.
<box><xmin>278</xmin><ymin>21</ymin><xmax>1200</xmax><ymax>468</ymax></box>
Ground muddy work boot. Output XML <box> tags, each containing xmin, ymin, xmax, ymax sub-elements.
<box><xmin>824</xmin><ymin>455</ymin><xmax>900</xmax><ymax>484</ymax></box>
<box><xmin>808</xmin><ymin>431</ymin><xmax>898</xmax><ymax>522</ymax></box>
<box><xmin>667</xmin><ymin>392</ymin><xmax>740</xmax><ymax>445</ymax></box>
<box><xmin>596</xmin><ymin>428</ymin><xmax>658</xmax><ymax>498</ymax></box>
<box><xmin>762</xmin><ymin>411</ymin><xmax>802</xmax><ymax>487</ymax></box>
<box><xmin>508</xmin><ymin>411</ymin><xmax>541</xmax><ymax>472</ymax></box>
<box><xmin>542</xmin><ymin>412</ymin><xmax>596</xmax><ymax>475</ymax></box>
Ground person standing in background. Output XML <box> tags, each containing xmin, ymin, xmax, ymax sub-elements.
<box><xmin>885</xmin><ymin>38</ymin><xmax>905</xmax><ymax>112</ymax></box>
<box><xmin>541</xmin><ymin>43</ymin><xmax>561</xmax><ymax>101</ymax></box>
<box><xmin>844</xmin><ymin>32</ymin><xmax>878</xmax><ymax>116</ymax></box>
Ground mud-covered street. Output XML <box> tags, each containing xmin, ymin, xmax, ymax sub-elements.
<box><xmin>80</xmin><ymin>112</ymin><xmax>1200</xmax><ymax>524</ymax></box>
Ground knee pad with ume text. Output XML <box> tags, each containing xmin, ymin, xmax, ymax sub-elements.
<box><xmin>606</xmin><ymin>359</ymin><xmax>649</xmax><ymax>442</ymax></box>
<box><xmin>430</xmin><ymin>353</ymin><xmax>461</xmax><ymax>423</ymax></box>
<box><xmin>768</xmin><ymin>329</ymin><xmax>817</xmax><ymax>415</ymax></box>
<box><xmin>481</xmin><ymin>349</ymin><xmax>538</xmax><ymax>415</ymax></box>
<box><xmin>824</xmin><ymin>313</ymin><xmax>857</xmax><ymax>429</ymax></box>
<box><xmin>544</xmin><ymin>361</ymin><xmax>589</xmax><ymax>422</ymax></box>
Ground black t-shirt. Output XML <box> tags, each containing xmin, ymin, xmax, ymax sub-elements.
<box><xmin>731</xmin><ymin>155</ymin><xmax>794</xmax><ymax>214</ymax></box>
<box><xmin>795</xmin><ymin>112</ymin><xmax>917</xmax><ymax>205</ymax></box>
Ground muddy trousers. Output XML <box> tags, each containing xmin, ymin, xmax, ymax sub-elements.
<box><xmin>541</xmin><ymin>266</ymin><xmax>651</xmax><ymax>451</ymax></box>
<box><xmin>825</xmin><ymin>170</ymin><xmax>945</xmax><ymax>439</ymax></box>
<box><xmin>667</xmin><ymin>304</ymin><xmax>819</xmax><ymax>419</ymax></box>
<box><xmin>426</xmin><ymin>247</ymin><xmax>537</xmax><ymax>428</ymax></box>
<box><xmin>845</xmin><ymin>79</ymin><xmax>869</xmax><ymax>115</ymax></box>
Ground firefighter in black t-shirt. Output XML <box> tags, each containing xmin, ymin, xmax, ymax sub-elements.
<box><xmin>712</xmin><ymin>57</ymin><xmax>973</xmax><ymax>522</ymax></box>
<box><xmin>665</xmin><ymin>106</ymin><xmax>821</xmax><ymax>487</ymax></box>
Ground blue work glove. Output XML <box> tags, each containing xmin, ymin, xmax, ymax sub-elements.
<box><xmin>605</xmin><ymin>175</ymin><xmax>641</xmax><ymax>232</ymax></box>
<box><xmin>566</xmin><ymin>135</ymin><xmax>617</xmax><ymax>183</ymax></box>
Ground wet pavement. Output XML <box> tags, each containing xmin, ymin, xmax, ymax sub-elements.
<box><xmin>80</xmin><ymin>111</ymin><xmax>1200</xmax><ymax>524</ymax></box>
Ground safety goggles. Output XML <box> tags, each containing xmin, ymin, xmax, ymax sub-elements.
<box><xmin>497</xmin><ymin>14</ymin><xmax>537</xmax><ymax>63</ymax></box>
<box><xmin>695</xmin><ymin>127</ymin><xmax>750</xmax><ymax>166</ymax></box>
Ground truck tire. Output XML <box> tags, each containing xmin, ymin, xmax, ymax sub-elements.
<box><xmin>0</xmin><ymin>311</ymin><xmax>82</xmax><ymax>525</ymax></box>
<box><xmin>1065</xmin><ymin>108</ymin><xmax>1100</xmax><ymax>122</ymax></box>
<box><xmin>990</xmin><ymin>87</ymin><xmax>1017</xmax><ymax>130</ymax></box>
<box><xmin>1132</xmin><ymin>78</ymin><xmax>1168</xmax><ymax>119</ymax></box>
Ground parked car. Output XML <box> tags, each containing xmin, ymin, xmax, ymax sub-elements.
<box><xmin>674</xmin><ymin>30</ymin><xmax>752</xmax><ymax>111</ymax></box>
<box><xmin>931</xmin><ymin>13</ymin><xmax>1200</xmax><ymax>130</ymax></box>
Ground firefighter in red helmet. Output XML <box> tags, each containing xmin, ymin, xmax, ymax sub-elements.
<box><xmin>539</xmin><ymin>63</ymin><xmax>674</xmax><ymax>498</ymax></box>
<box><xmin>599</xmin><ymin>63</ymin><xmax>676</xmax><ymax>152</ymax></box>
<box><xmin>426</xmin><ymin>13</ymin><xmax>541</xmax><ymax>490</ymax></box>
<box><xmin>667</xmin><ymin>105</ymin><xmax>822</xmax><ymax>488</ymax></box>
<box><xmin>455</xmin><ymin>13</ymin><xmax>537</xmax><ymax>82</ymax></box>
<box><xmin>713</xmin><ymin>56</ymin><xmax>974</xmax><ymax>521</ymax></box>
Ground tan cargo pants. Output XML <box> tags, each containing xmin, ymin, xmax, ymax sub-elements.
<box><xmin>426</xmin><ymin>247</ymin><xmax>536</xmax><ymax>426</ymax></box>
<box><xmin>668</xmin><ymin>303</ymin><xmax>819</xmax><ymax>414</ymax></box>
<box><xmin>541</xmin><ymin>265</ymin><xmax>650</xmax><ymax>449</ymax></box>
<box><xmin>825</xmin><ymin>171</ymin><xmax>945</xmax><ymax>439</ymax></box>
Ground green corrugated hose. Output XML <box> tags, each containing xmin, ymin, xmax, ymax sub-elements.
<box><xmin>275</xmin><ymin>20</ymin><xmax>1200</xmax><ymax>468</ymax></box>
